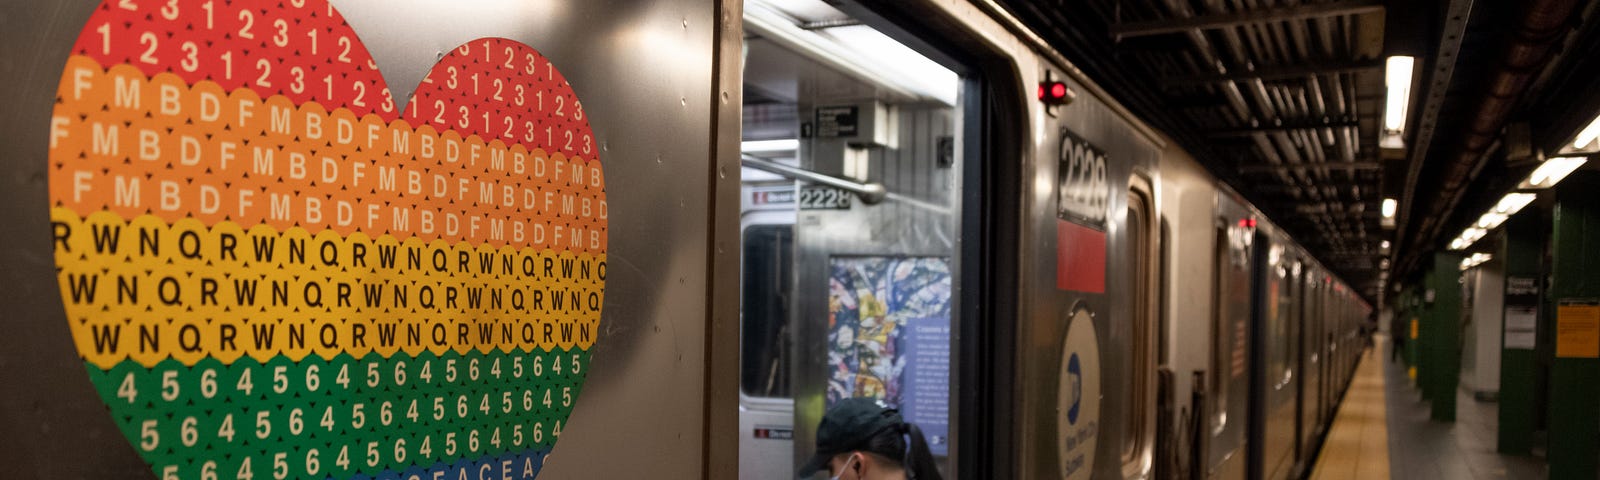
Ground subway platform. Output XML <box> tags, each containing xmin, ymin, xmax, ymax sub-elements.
<box><xmin>1310</xmin><ymin>335</ymin><xmax>1546</xmax><ymax>480</ymax></box>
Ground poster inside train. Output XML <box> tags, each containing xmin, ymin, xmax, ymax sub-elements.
<box><xmin>826</xmin><ymin>256</ymin><xmax>951</xmax><ymax>455</ymax></box>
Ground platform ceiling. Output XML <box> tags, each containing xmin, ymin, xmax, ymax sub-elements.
<box><xmin>997</xmin><ymin>0</ymin><xmax>1600</xmax><ymax>302</ymax></box>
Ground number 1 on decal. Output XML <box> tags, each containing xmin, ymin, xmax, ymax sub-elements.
<box><xmin>96</xmin><ymin>23</ymin><xmax>111</xmax><ymax>55</ymax></box>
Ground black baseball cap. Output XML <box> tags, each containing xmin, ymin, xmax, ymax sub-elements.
<box><xmin>798</xmin><ymin>398</ymin><xmax>904</xmax><ymax>477</ymax></box>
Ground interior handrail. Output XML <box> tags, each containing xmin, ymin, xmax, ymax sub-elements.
<box><xmin>740</xmin><ymin>155</ymin><xmax>888</xmax><ymax>205</ymax></box>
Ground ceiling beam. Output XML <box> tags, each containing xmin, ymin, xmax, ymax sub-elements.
<box><xmin>1110</xmin><ymin>0</ymin><xmax>1384</xmax><ymax>39</ymax></box>
<box><xmin>1321</xmin><ymin>251</ymin><xmax>1382</xmax><ymax>257</ymax></box>
<box><xmin>1237</xmin><ymin>161</ymin><xmax>1380</xmax><ymax>173</ymax></box>
<box><xmin>1250</xmin><ymin>185</ymin><xmax>1362</xmax><ymax>195</ymax></box>
<box><xmin>1162</xmin><ymin>60</ymin><xmax>1384</xmax><ymax>86</ymax></box>
<box><xmin>1206</xmin><ymin>118</ymin><xmax>1360</xmax><ymax>137</ymax></box>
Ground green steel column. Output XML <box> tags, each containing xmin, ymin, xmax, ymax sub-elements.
<box><xmin>1412</xmin><ymin>280</ymin><xmax>1432</xmax><ymax>399</ymax></box>
<box><xmin>1423</xmin><ymin>252</ymin><xmax>1463</xmax><ymax>421</ymax></box>
<box><xmin>1407</xmin><ymin>305</ymin><xmax>1420</xmax><ymax>371</ymax></box>
<box><xmin>1547</xmin><ymin>170</ymin><xmax>1600</xmax><ymax>479</ymax></box>
<box><xmin>1411</xmin><ymin>279</ymin><xmax>1431</xmax><ymax>398</ymax></box>
<box><xmin>1496</xmin><ymin>210</ymin><xmax>1543</xmax><ymax>454</ymax></box>
<box><xmin>1402</xmin><ymin>288</ymin><xmax>1421</xmax><ymax>381</ymax></box>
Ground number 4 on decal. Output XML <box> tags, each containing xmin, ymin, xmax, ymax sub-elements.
<box><xmin>117</xmin><ymin>372</ymin><xmax>138</xmax><ymax>403</ymax></box>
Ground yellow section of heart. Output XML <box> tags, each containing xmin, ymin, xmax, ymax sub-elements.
<box><xmin>55</xmin><ymin>209</ymin><xmax>604</xmax><ymax>369</ymax></box>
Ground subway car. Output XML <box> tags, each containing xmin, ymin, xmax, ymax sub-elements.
<box><xmin>0</xmin><ymin>0</ymin><xmax>1370</xmax><ymax>479</ymax></box>
<box><xmin>734</xmin><ymin>1</ymin><xmax>1372</xmax><ymax>479</ymax></box>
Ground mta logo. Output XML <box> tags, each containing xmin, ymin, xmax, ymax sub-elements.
<box><xmin>1067</xmin><ymin>353</ymin><xmax>1082</xmax><ymax>425</ymax></box>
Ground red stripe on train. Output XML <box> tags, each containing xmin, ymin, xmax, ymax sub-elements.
<box><xmin>1055</xmin><ymin>219</ymin><xmax>1107</xmax><ymax>293</ymax></box>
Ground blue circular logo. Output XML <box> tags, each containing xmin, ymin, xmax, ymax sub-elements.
<box><xmin>1066</xmin><ymin>352</ymin><xmax>1082</xmax><ymax>424</ymax></box>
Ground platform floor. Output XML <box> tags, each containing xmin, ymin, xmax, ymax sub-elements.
<box><xmin>1309</xmin><ymin>340</ymin><xmax>1390</xmax><ymax>480</ymax></box>
<box><xmin>1308</xmin><ymin>335</ymin><xmax>1547</xmax><ymax>480</ymax></box>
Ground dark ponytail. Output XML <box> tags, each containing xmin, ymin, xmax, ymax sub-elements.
<box><xmin>862</xmin><ymin>421</ymin><xmax>943</xmax><ymax>480</ymax></box>
<box><xmin>900</xmin><ymin>422</ymin><xmax>942</xmax><ymax>480</ymax></box>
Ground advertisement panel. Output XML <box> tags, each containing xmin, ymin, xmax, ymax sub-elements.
<box><xmin>825</xmin><ymin>256</ymin><xmax>951</xmax><ymax>455</ymax></box>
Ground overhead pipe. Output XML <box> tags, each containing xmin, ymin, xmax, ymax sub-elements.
<box><xmin>1273</xmin><ymin>0</ymin><xmax>1350</xmax><ymax>233</ymax></box>
<box><xmin>1342</xmin><ymin>76</ymin><xmax>1360</xmax><ymax>162</ymax></box>
<box><xmin>1180</xmin><ymin>0</ymin><xmax>1367</xmax><ymax>218</ymax></box>
<box><xmin>1419</xmin><ymin>0</ymin><xmax>1580</xmax><ymax>234</ymax></box>
<box><xmin>1246</xmin><ymin>0</ymin><xmax>1343</xmax><ymax>201</ymax></box>
<box><xmin>1174</xmin><ymin>0</ymin><xmax>1300</xmax><ymax>190</ymax></box>
<box><xmin>1315</xmin><ymin>16</ymin><xmax>1338</xmax><ymax>58</ymax></box>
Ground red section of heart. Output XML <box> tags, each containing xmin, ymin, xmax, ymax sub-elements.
<box><xmin>75</xmin><ymin>0</ymin><xmax>391</xmax><ymax>117</ymax></box>
<box><xmin>406</xmin><ymin>40</ymin><xmax>597</xmax><ymax>156</ymax></box>
<box><xmin>72</xmin><ymin>0</ymin><xmax>596</xmax><ymax>157</ymax></box>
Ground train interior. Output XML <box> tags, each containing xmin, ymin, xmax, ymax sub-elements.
<box><xmin>738</xmin><ymin>1</ymin><xmax>964</xmax><ymax>477</ymax></box>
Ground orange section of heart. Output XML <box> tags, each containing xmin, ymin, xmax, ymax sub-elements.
<box><xmin>50</xmin><ymin>57</ymin><xmax>606</xmax><ymax>251</ymax></box>
<box><xmin>49</xmin><ymin>0</ymin><xmax>605</xmax><ymax>368</ymax></box>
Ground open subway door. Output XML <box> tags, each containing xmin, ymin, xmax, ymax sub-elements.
<box><xmin>736</xmin><ymin>1</ymin><xmax>969</xmax><ymax>477</ymax></box>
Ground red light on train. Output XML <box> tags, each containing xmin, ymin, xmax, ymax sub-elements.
<box><xmin>1039</xmin><ymin>81</ymin><xmax>1071</xmax><ymax>105</ymax></box>
<box><xmin>1238</xmin><ymin>218</ymin><xmax>1257</xmax><ymax>228</ymax></box>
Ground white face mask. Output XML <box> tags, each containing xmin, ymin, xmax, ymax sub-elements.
<box><xmin>828</xmin><ymin>453</ymin><xmax>859</xmax><ymax>480</ymax></box>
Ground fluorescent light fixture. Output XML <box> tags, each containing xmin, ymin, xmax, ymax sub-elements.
<box><xmin>1449</xmin><ymin>227</ymin><xmax>1488</xmax><ymax>251</ymax></box>
<box><xmin>1521</xmin><ymin>156</ymin><xmax>1587</xmax><ymax>189</ymax></box>
<box><xmin>1476</xmin><ymin>212</ymin><xmax>1508</xmax><ymax>230</ymax></box>
<box><xmin>741</xmin><ymin>139</ymin><xmax>799</xmax><ymax>153</ymax></box>
<box><xmin>1575</xmin><ymin>113</ymin><xmax>1600</xmax><ymax>151</ymax></box>
<box><xmin>1384</xmin><ymin>56</ymin><xmax>1415</xmax><ymax>132</ymax></box>
<box><xmin>1453</xmin><ymin>192</ymin><xmax>1536</xmax><ymax>249</ymax></box>
<box><xmin>744</xmin><ymin>1</ymin><xmax>959</xmax><ymax>105</ymax></box>
<box><xmin>1380</xmin><ymin>197</ymin><xmax>1398</xmax><ymax>228</ymax></box>
<box><xmin>1381</xmin><ymin>132</ymin><xmax>1405</xmax><ymax>150</ymax></box>
<box><xmin>1494</xmin><ymin>192</ymin><xmax>1537</xmax><ymax>215</ymax></box>
<box><xmin>1461</xmin><ymin>252</ymin><xmax>1493</xmax><ymax>271</ymax></box>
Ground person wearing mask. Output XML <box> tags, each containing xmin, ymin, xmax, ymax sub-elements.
<box><xmin>798</xmin><ymin>397</ymin><xmax>944</xmax><ymax>480</ymax></box>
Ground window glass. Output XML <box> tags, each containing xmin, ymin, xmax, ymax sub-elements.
<box><xmin>740</xmin><ymin>224</ymin><xmax>794</xmax><ymax>397</ymax></box>
<box><xmin>1211</xmin><ymin>225</ymin><xmax>1230</xmax><ymax>429</ymax></box>
<box><xmin>1120</xmin><ymin>190</ymin><xmax>1153</xmax><ymax>467</ymax></box>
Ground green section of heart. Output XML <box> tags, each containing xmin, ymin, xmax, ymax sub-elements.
<box><xmin>86</xmin><ymin>349</ymin><xmax>588</xmax><ymax>478</ymax></box>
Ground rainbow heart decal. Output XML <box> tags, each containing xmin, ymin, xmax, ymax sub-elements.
<box><xmin>48</xmin><ymin>0</ymin><xmax>605</xmax><ymax>478</ymax></box>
